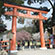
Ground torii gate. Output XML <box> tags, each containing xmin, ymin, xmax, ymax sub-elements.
<box><xmin>4</xmin><ymin>2</ymin><xmax>48</xmax><ymax>50</ymax></box>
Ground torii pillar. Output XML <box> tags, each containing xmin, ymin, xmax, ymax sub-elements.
<box><xmin>10</xmin><ymin>8</ymin><xmax>17</xmax><ymax>50</ymax></box>
<box><xmin>39</xmin><ymin>13</ymin><xmax>47</xmax><ymax>49</ymax></box>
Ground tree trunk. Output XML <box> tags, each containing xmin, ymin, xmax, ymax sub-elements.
<box><xmin>52</xmin><ymin>7</ymin><xmax>55</xmax><ymax>26</ymax></box>
<box><xmin>48</xmin><ymin>0</ymin><xmax>54</xmax><ymax>8</ymax></box>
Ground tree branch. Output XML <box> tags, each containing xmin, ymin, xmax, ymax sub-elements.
<box><xmin>48</xmin><ymin>0</ymin><xmax>54</xmax><ymax>8</ymax></box>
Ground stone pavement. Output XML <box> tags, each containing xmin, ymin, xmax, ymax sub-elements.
<box><xmin>17</xmin><ymin>49</ymin><xmax>55</xmax><ymax>55</ymax></box>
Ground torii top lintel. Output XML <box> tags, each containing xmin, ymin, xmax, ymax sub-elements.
<box><xmin>4</xmin><ymin>3</ymin><xmax>48</xmax><ymax>14</ymax></box>
<box><xmin>4</xmin><ymin>2</ymin><xmax>48</xmax><ymax>20</ymax></box>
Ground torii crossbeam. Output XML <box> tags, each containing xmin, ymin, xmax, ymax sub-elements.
<box><xmin>4</xmin><ymin>2</ymin><xmax>49</xmax><ymax>50</ymax></box>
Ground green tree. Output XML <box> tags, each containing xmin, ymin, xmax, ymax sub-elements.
<box><xmin>27</xmin><ymin>0</ymin><xmax>55</xmax><ymax>33</ymax></box>
<box><xmin>0</xmin><ymin>0</ymin><xmax>25</xmax><ymax>21</ymax></box>
<box><xmin>0</xmin><ymin>0</ymin><xmax>24</xmax><ymax>16</ymax></box>
<box><xmin>27</xmin><ymin>0</ymin><xmax>55</xmax><ymax>26</ymax></box>
<box><xmin>0</xmin><ymin>18</ymin><xmax>7</xmax><ymax>33</ymax></box>
<box><xmin>0</xmin><ymin>0</ymin><xmax>24</xmax><ymax>32</ymax></box>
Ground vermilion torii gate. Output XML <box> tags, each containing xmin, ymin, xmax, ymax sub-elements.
<box><xmin>4</xmin><ymin>2</ymin><xmax>48</xmax><ymax>50</ymax></box>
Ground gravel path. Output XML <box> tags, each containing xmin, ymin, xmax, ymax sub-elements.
<box><xmin>17</xmin><ymin>49</ymin><xmax>55</xmax><ymax>55</ymax></box>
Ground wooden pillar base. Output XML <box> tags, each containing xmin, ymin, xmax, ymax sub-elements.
<box><xmin>39</xmin><ymin>47</ymin><xmax>47</xmax><ymax>50</ymax></box>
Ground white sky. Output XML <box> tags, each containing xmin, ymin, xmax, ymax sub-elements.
<box><xmin>2</xmin><ymin>0</ymin><xmax>53</xmax><ymax>30</ymax></box>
